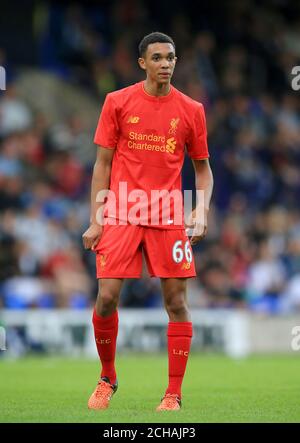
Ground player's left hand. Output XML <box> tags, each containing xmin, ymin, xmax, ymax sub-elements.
<box><xmin>185</xmin><ymin>207</ymin><xmax>208</xmax><ymax>245</ymax></box>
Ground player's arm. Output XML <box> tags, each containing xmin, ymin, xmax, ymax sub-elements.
<box><xmin>82</xmin><ymin>146</ymin><xmax>115</xmax><ymax>250</ymax></box>
<box><xmin>186</xmin><ymin>158</ymin><xmax>214</xmax><ymax>245</ymax></box>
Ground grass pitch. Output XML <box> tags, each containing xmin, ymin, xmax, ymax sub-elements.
<box><xmin>0</xmin><ymin>353</ymin><xmax>299</xmax><ymax>423</ymax></box>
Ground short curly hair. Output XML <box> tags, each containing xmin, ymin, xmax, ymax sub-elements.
<box><xmin>138</xmin><ymin>32</ymin><xmax>175</xmax><ymax>57</ymax></box>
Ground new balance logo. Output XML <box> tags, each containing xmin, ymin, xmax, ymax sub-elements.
<box><xmin>166</xmin><ymin>137</ymin><xmax>176</xmax><ymax>154</ymax></box>
<box><xmin>181</xmin><ymin>262</ymin><xmax>191</xmax><ymax>270</ymax></box>
<box><xmin>127</xmin><ymin>116</ymin><xmax>140</xmax><ymax>123</ymax></box>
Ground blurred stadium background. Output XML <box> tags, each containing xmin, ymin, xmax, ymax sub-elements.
<box><xmin>0</xmin><ymin>0</ymin><xmax>300</xmax><ymax>361</ymax></box>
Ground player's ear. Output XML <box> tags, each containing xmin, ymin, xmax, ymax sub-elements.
<box><xmin>138</xmin><ymin>57</ymin><xmax>146</xmax><ymax>71</ymax></box>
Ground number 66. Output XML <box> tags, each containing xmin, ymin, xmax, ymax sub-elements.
<box><xmin>172</xmin><ymin>240</ymin><xmax>192</xmax><ymax>263</ymax></box>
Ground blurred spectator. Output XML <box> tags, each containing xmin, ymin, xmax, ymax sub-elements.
<box><xmin>0</xmin><ymin>85</ymin><xmax>32</xmax><ymax>136</ymax></box>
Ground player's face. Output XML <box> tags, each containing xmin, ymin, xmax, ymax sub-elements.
<box><xmin>138</xmin><ymin>43</ymin><xmax>177</xmax><ymax>84</ymax></box>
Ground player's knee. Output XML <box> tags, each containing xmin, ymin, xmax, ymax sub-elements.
<box><xmin>167</xmin><ymin>302</ymin><xmax>188</xmax><ymax>317</ymax></box>
<box><xmin>97</xmin><ymin>290</ymin><xmax>118</xmax><ymax>316</ymax></box>
<box><xmin>164</xmin><ymin>292</ymin><xmax>188</xmax><ymax>317</ymax></box>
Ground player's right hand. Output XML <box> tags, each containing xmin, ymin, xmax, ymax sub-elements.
<box><xmin>82</xmin><ymin>223</ymin><xmax>103</xmax><ymax>250</ymax></box>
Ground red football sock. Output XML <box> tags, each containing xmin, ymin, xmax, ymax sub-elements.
<box><xmin>92</xmin><ymin>309</ymin><xmax>118</xmax><ymax>385</ymax></box>
<box><xmin>166</xmin><ymin>321</ymin><xmax>193</xmax><ymax>398</ymax></box>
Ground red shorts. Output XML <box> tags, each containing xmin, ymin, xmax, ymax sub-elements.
<box><xmin>95</xmin><ymin>224</ymin><xmax>196</xmax><ymax>279</ymax></box>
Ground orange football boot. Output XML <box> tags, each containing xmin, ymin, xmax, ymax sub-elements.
<box><xmin>156</xmin><ymin>393</ymin><xmax>181</xmax><ymax>411</ymax></box>
<box><xmin>88</xmin><ymin>377</ymin><xmax>118</xmax><ymax>410</ymax></box>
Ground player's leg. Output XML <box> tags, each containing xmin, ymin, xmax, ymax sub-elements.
<box><xmin>161</xmin><ymin>277</ymin><xmax>190</xmax><ymax>322</ymax></box>
<box><xmin>89</xmin><ymin>223</ymin><xmax>143</xmax><ymax>410</ymax></box>
<box><xmin>142</xmin><ymin>228</ymin><xmax>195</xmax><ymax>410</ymax></box>
<box><xmin>88</xmin><ymin>278</ymin><xmax>122</xmax><ymax>410</ymax></box>
<box><xmin>157</xmin><ymin>277</ymin><xmax>193</xmax><ymax>410</ymax></box>
<box><xmin>93</xmin><ymin>278</ymin><xmax>123</xmax><ymax>385</ymax></box>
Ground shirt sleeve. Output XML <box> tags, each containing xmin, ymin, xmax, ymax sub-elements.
<box><xmin>186</xmin><ymin>103</ymin><xmax>209</xmax><ymax>159</ymax></box>
<box><xmin>94</xmin><ymin>93</ymin><xmax>119</xmax><ymax>148</ymax></box>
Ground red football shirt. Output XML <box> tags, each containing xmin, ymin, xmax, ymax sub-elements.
<box><xmin>94</xmin><ymin>81</ymin><xmax>209</xmax><ymax>229</ymax></box>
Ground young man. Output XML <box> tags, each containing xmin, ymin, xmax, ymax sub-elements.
<box><xmin>82</xmin><ymin>32</ymin><xmax>213</xmax><ymax>411</ymax></box>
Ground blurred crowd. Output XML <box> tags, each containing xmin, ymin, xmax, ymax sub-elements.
<box><xmin>0</xmin><ymin>0</ymin><xmax>300</xmax><ymax>314</ymax></box>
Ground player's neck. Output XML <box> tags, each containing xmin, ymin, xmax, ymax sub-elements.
<box><xmin>143</xmin><ymin>79</ymin><xmax>171</xmax><ymax>97</ymax></box>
